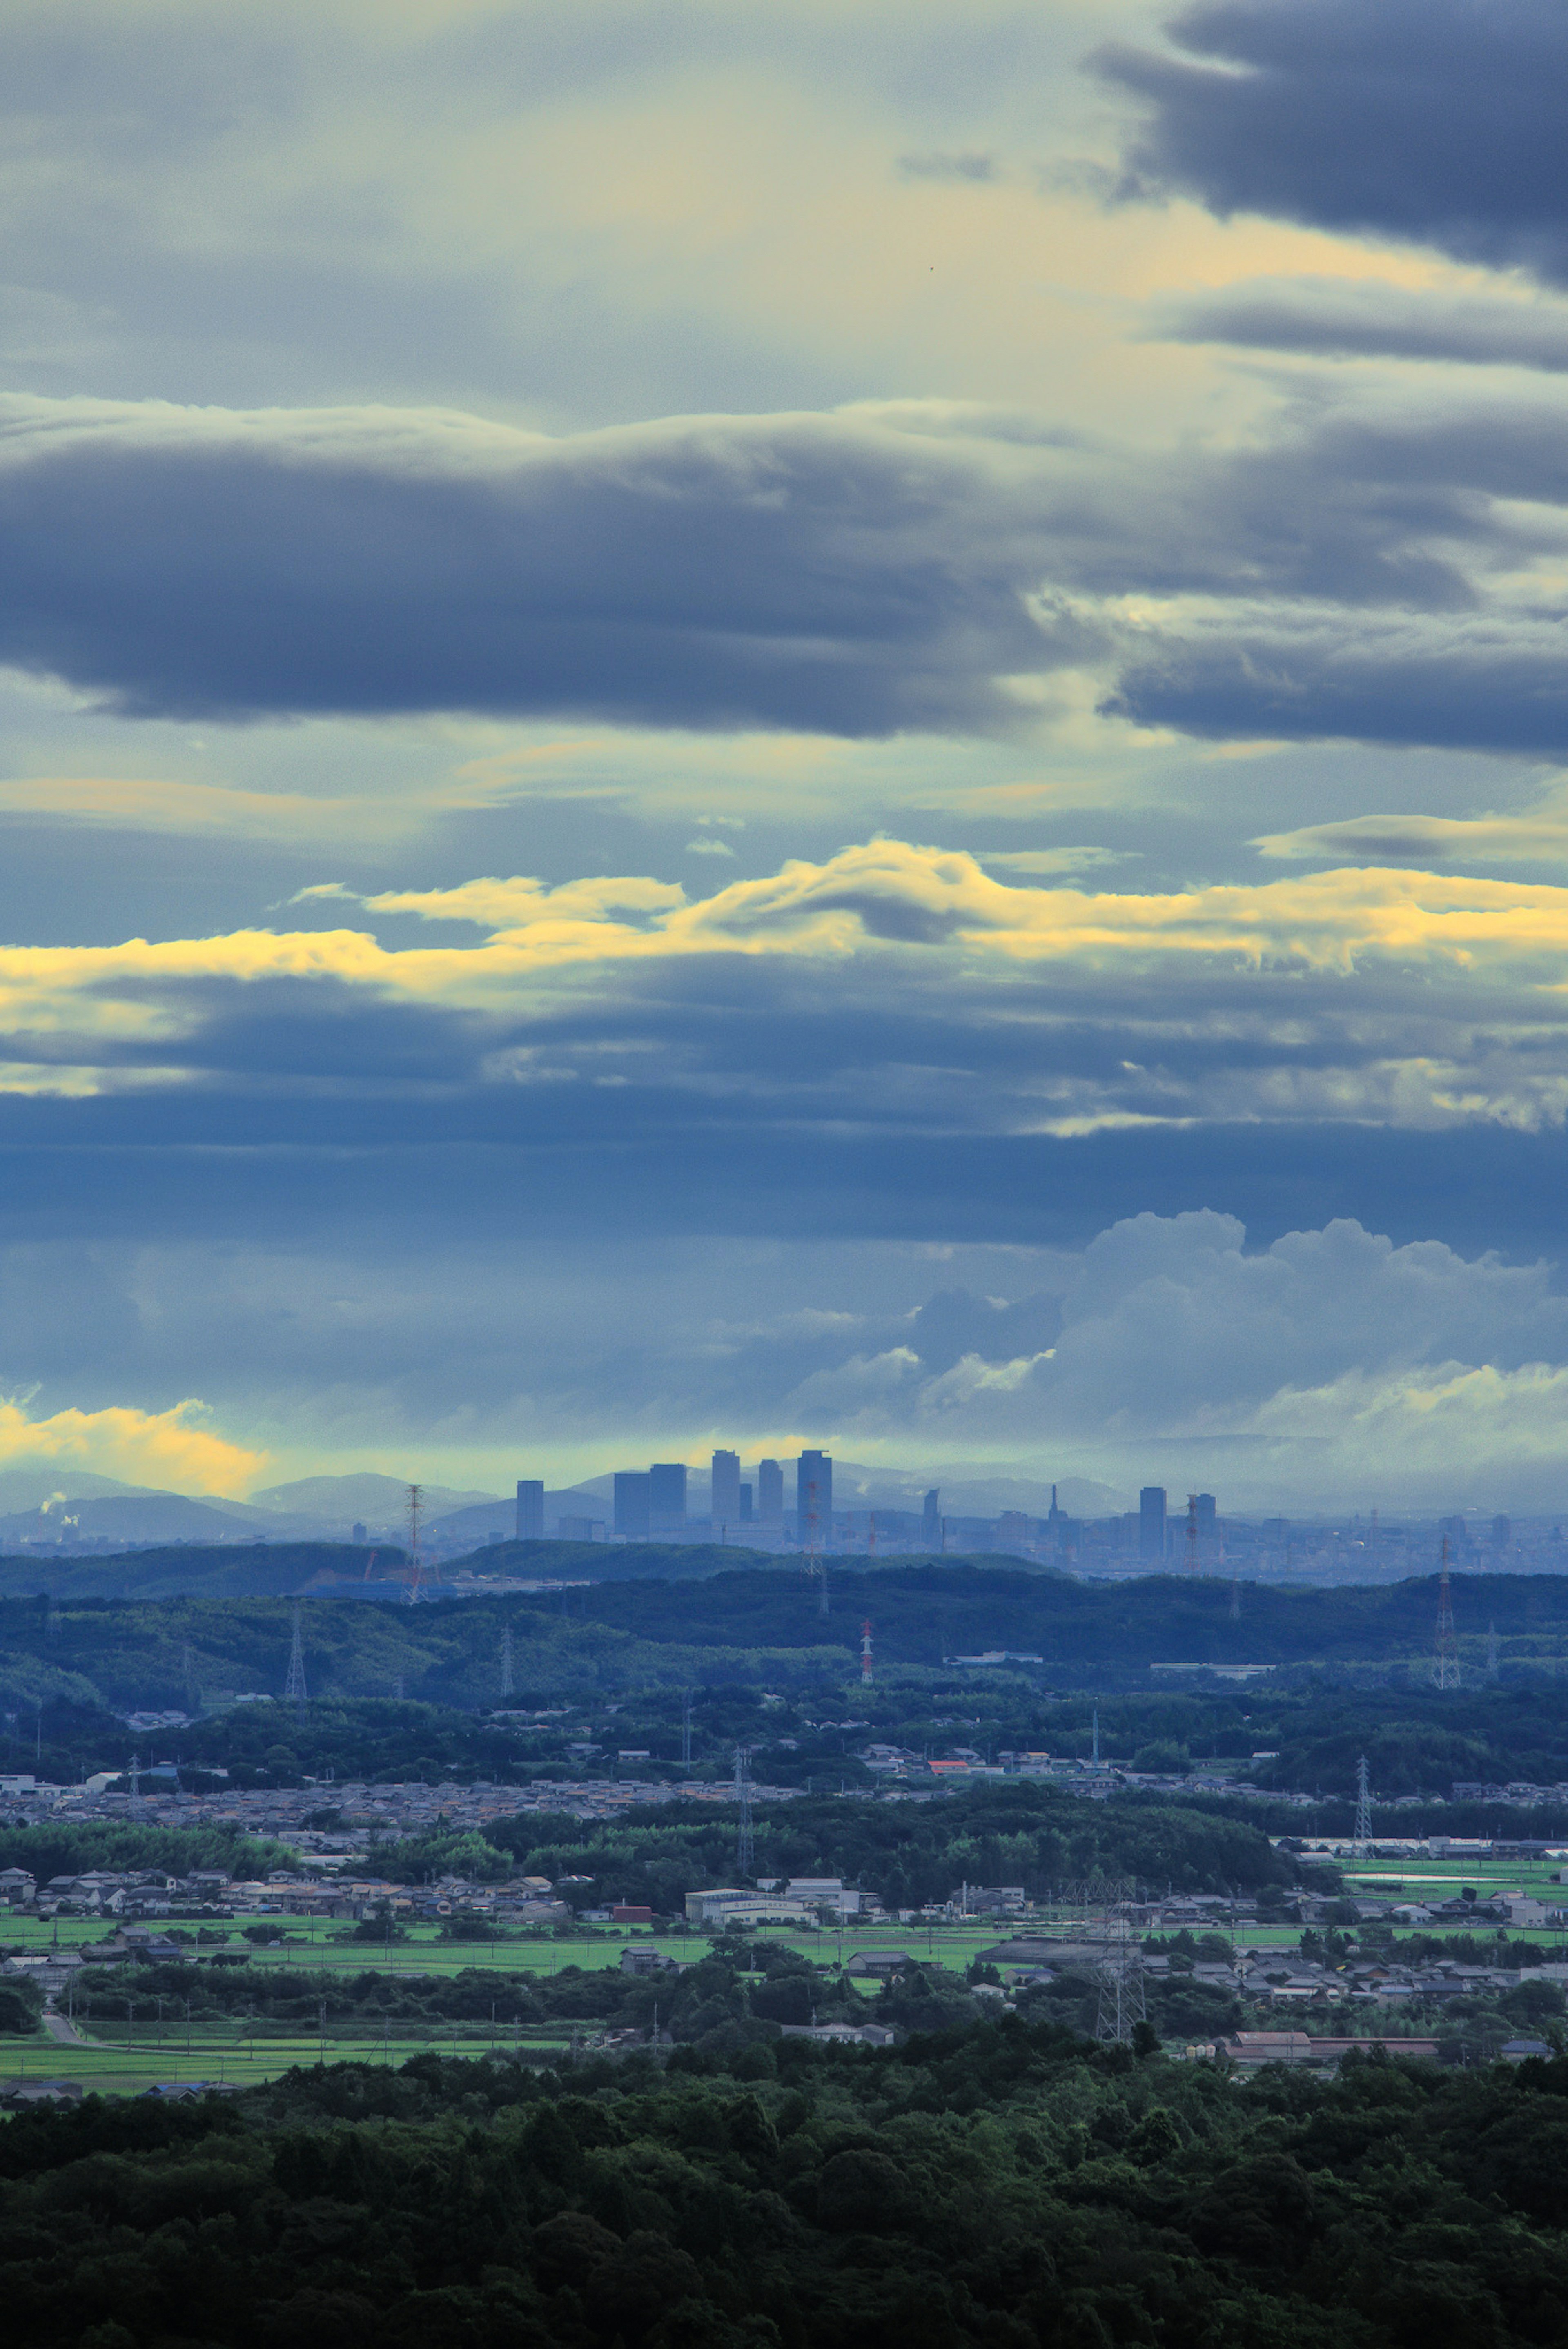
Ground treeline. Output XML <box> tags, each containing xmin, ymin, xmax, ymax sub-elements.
<box><xmin>486</xmin><ymin>1784</ymin><xmax>1298</xmax><ymax>1910</ymax></box>
<box><xmin>4</xmin><ymin>2013</ymin><xmax>1568</xmax><ymax>2342</ymax></box>
<box><xmin>0</xmin><ymin>1822</ymin><xmax>296</xmax><ymax>1886</ymax></box>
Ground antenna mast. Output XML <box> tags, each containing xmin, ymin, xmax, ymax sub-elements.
<box><xmin>1434</xmin><ymin>1535</ymin><xmax>1459</xmax><ymax>1688</ymax></box>
<box><xmin>284</xmin><ymin>1601</ymin><xmax>308</xmax><ymax>1706</ymax></box>
<box><xmin>733</xmin><ymin>1745</ymin><xmax>755</xmax><ymax>1877</ymax></box>
<box><xmin>405</xmin><ymin>1483</ymin><xmax>424</xmax><ymax>1604</ymax></box>
<box><xmin>1352</xmin><ymin>1754</ymin><xmax>1372</xmax><ymax>1855</ymax></box>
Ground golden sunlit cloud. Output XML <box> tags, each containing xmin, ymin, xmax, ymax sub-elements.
<box><xmin>0</xmin><ymin>1396</ymin><xmax>266</xmax><ymax>1494</ymax></box>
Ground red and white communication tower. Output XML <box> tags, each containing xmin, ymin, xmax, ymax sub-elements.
<box><xmin>860</xmin><ymin>1620</ymin><xmax>874</xmax><ymax>1683</ymax></box>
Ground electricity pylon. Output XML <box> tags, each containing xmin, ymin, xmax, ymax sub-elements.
<box><xmin>500</xmin><ymin>1625</ymin><xmax>514</xmax><ymax>1698</ymax></box>
<box><xmin>405</xmin><ymin>1483</ymin><xmax>424</xmax><ymax>1603</ymax></box>
<box><xmin>284</xmin><ymin>1602</ymin><xmax>308</xmax><ymax>1705</ymax></box>
<box><xmin>1434</xmin><ymin>1536</ymin><xmax>1460</xmax><ymax>1688</ymax></box>
<box><xmin>733</xmin><ymin>1745</ymin><xmax>755</xmax><ymax>1877</ymax></box>
<box><xmin>1352</xmin><ymin>1754</ymin><xmax>1373</xmax><ymax>1855</ymax></box>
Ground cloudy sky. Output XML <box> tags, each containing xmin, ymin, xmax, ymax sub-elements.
<box><xmin>6</xmin><ymin>0</ymin><xmax>1568</xmax><ymax>1511</ymax></box>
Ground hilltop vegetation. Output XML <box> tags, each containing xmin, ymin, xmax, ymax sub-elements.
<box><xmin>4</xmin><ymin>2021</ymin><xmax>1568</xmax><ymax>2344</ymax></box>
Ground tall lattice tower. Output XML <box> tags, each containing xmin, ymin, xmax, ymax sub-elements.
<box><xmin>284</xmin><ymin>1602</ymin><xmax>308</xmax><ymax>1706</ymax></box>
<box><xmin>733</xmin><ymin>1744</ymin><xmax>755</xmax><ymax>1877</ymax></box>
<box><xmin>1434</xmin><ymin>1536</ymin><xmax>1460</xmax><ymax>1688</ymax></box>
<box><xmin>681</xmin><ymin>1689</ymin><xmax>693</xmax><ymax>1770</ymax></box>
<box><xmin>182</xmin><ymin>1641</ymin><xmax>199</xmax><ymax>1712</ymax></box>
<box><xmin>500</xmin><ymin>1625</ymin><xmax>514</xmax><ymax>1699</ymax></box>
<box><xmin>861</xmin><ymin>1619</ymin><xmax>874</xmax><ymax>1683</ymax></box>
<box><xmin>1487</xmin><ymin>1621</ymin><xmax>1501</xmax><ymax>1679</ymax></box>
<box><xmin>1093</xmin><ymin>1881</ymin><xmax>1147</xmax><ymax>2044</ymax></box>
<box><xmin>405</xmin><ymin>1483</ymin><xmax>424</xmax><ymax>1604</ymax></box>
<box><xmin>1091</xmin><ymin>1707</ymin><xmax>1100</xmax><ymax>1768</ymax></box>
<box><xmin>1352</xmin><ymin>1754</ymin><xmax>1373</xmax><ymax>1854</ymax></box>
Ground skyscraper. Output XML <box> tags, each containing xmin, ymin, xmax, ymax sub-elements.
<box><xmin>649</xmin><ymin>1462</ymin><xmax>688</xmax><ymax>1533</ymax></box>
<box><xmin>614</xmin><ymin>1471</ymin><xmax>651</xmax><ymax>1539</ymax></box>
<box><xmin>515</xmin><ymin>1479</ymin><xmax>544</xmax><ymax>1541</ymax></box>
<box><xmin>710</xmin><ymin>1449</ymin><xmax>741</xmax><ymax>1530</ymax></box>
<box><xmin>922</xmin><ymin>1489</ymin><xmax>940</xmax><ymax>1545</ymax></box>
<box><xmin>1194</xmin><ymin>1492</ymin><xmax>1216</xmax><ymax>1539</ymax></box>
<box><xmin>797</xmin><ymin>1450</ymin><xmax>832</xmax><ymax>1545</ymax></box>
<box><xmin>1139</xmin><ymin>1486</ymin><xmax>1167</xmax><ymax>1562</ymax></box>
<box><xmin>757</xmin><ymin>1458</ymin><xmax>784</xmax><ymax>1522</ymax></box>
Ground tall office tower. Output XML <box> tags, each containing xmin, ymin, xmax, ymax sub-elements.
<box><xmin>922</xmin><ymin>1489</ymin><xmax>940</xmax><ymax>1545</ymax></box>
<box><xmin>710</xmin><ymin>1449</ymin><xmax>741</xmax><ymax>1529</ymax></box>
<box><xmin>351</xmin><ymin>1521</ymin><xmax>368</xmax><ymax>1545</ymax></box>
<box><xmin>739</xmin><ymin>1482</ymin><xmax>753</xmax><ymax>1521</ymax></box>
<box><xmin>614</xmin><ymin>1471</ymin><xmax>651</xmax><ymax>1539</ymax></box>
<box><xmin>757</xmin><ymin>1458</ymin><xmax>784</xmax><ymax>1521</ymax></box>
<box><xmin>797</xmin><ymin>1450</ymin><xmax>833</xmax><ymax>1544</ymax></box>
<box><xmin>1194</xmin><ymin>1492</ymin><xmax>1216</xmax><ymax>1539</ymax></box>
<box><xmin>649</xmin><ymin>1462</ymin><xmax>688</xmax><ymax>1533</ymax></box>
<box><xmin>1139</xmin><ymin>1486</ymin><xmax>1167</xmax><ymax>1562</ymax></box>
<box><xmin>515</xmin><ymin>1479</ymin><xmax>545</xmax><ymax>1541</ymax></box>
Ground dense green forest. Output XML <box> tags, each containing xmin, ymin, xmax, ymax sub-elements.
<box><xmin>5</xmin><ymin>2019</ymin><xmax>1568</xmax><ymax>2345</ymax></box>
<box><xmin>9</xmin><ymin>1558</ymin><xmax>1568</xmax><ymax>1707</ymax></box>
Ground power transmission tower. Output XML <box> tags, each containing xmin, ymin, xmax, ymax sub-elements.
<box><xmin>1487</xmin><ymin>1621</ymin><xmax>1500</xmax><ymax>1679</ymax></box>
<box><xmin>405</xmin><ymin>1483</ymin><xmax>424</xmax><ymax>1603</ymax></box>
<box><xmin>182</xmin><ymin>1641</ymin><xmax>199</xmax><ymax>1713</ymax></box>
<box><xmin>733</xmin><ymin>1745</ymin><xmax>755</xmax><ymax>1877</ymax></box>
<box><xmin>1094</xmin><ymin>1884</ymin><xmax>1147</xmax><ymax>2044</ymax></box>
<box><xmin>1091</xmin><ymin>1708</ymin><xmax>1100</xmax><ymax>1768</ymax></box>
<box><xmin>129</xmin><ymin>1752</ymin><xmax>143</xmax><ymax>1817</ymax></box>
<box><xmin>284</xmin><ymin>1603</ymin><xmax>308</xmax><ymax>1705</ymax></box>
<box><xmin>500</xmin><ymin>1625</ymin><xmax>514</xmax><ymax>1698</ymax></box>
<box><xmin>1434</xmin><ymin>1536</ymin><xmax>1460</xmax><ymax>1688</ymax></box>
<box><xmin>681</xmin><ymin>1688</ymin><xmax>693</xmax><ymax>1770</ymax></box>
<box><xmin>1229</xmin><ymin>1576</ymin><xmax>1241</xmax><ymax>1621</ymax></box>
<box><xmin>1352</xmin><ymin>1754</ymin><xmax>1373</xmax><ymax>1854</ymax></box>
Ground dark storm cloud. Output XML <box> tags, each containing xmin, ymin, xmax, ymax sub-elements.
<box><xmin>1104</xmin><ymin>614</ymin><xmax>1568</xmax><ymax>755</ymax></box>
<box><xmin>1155</xmin><ymin>277</ymin><xmax>1568</xmax><ymax>374</ymax></box>
<box><xmin>4</xmin><ymin>377</ymin><xmax>1568</xmax><ymax>755</ymax></box>
<box><xmin>1098</xmin><ymin>0</ymin><xmax>1568</xmax><ymax>282</ymax></box>
<box><xmin>0</xmin><ymin>405</ymin><xmax>1067</xmax><ymax>736</ymax></box>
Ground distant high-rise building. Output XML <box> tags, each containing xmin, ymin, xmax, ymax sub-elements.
<box><xmin>351</xmin><ymin>1521</ymin><xmax>368</xmax><ymax>1545</ymax></box>
<box><xmin>739</xmin><ymin>1482</ymin><xmax>753</xmax><ymax>1521</ymax></box>
<box><xmin>797</xmin><ymin>1450</ymin><xmax>832</xmax><ymax>1544</ymax></box>
<box><xmin>1492</xmin><ymin>1514</ymin><xmax>1511</xmax><ymax>1548</ymax></box>
<box><xmin>1139</xmin><ymin>1486</ymin><xmax>1167</xmax><ymax>1562</ymax></box>
<box><xmin>614</xmin><ymin>1472</ymin><xmax>651</xmax><ymax>1539</ymax></box>
<box><xmin>757</xmin><ymin>1458</ymin><xmax>784</xmax><ymax>1522</ymax></box>
<box><xmin>710</xmin><ymin>1450</ymin><xmax>741</xmax><ymax>1530</ymax></box>
<box><xmin>515</xmin><ymin>1479</ymin><xmax>545</xmax><ymax>1541</ymax></box>
<box><xmin>1194</xmin><ymin>1492</ymin><xmax>1216</xmax><ymax>1538</ymax></box>
<box><xmin>649</xmin><ymin>1462</ymin><xmax>688</xmax><ymax>1533</ymax></box>
<box><xmin>922</xmin><ymin>1489</ymin><xmax>940</xmax><ymax>1545</ymax></box>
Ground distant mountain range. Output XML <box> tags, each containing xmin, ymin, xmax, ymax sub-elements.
<box><xmin>0</xmin><ymin>1461</ymin><xmax>1129</xmax><ymax>1556</ymax></box>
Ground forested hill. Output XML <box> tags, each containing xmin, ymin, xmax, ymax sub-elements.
<box><xmin>520</xmin><ymin>1561</ymin><xmax>1568</xmax><ymax>1670</ymax></box>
